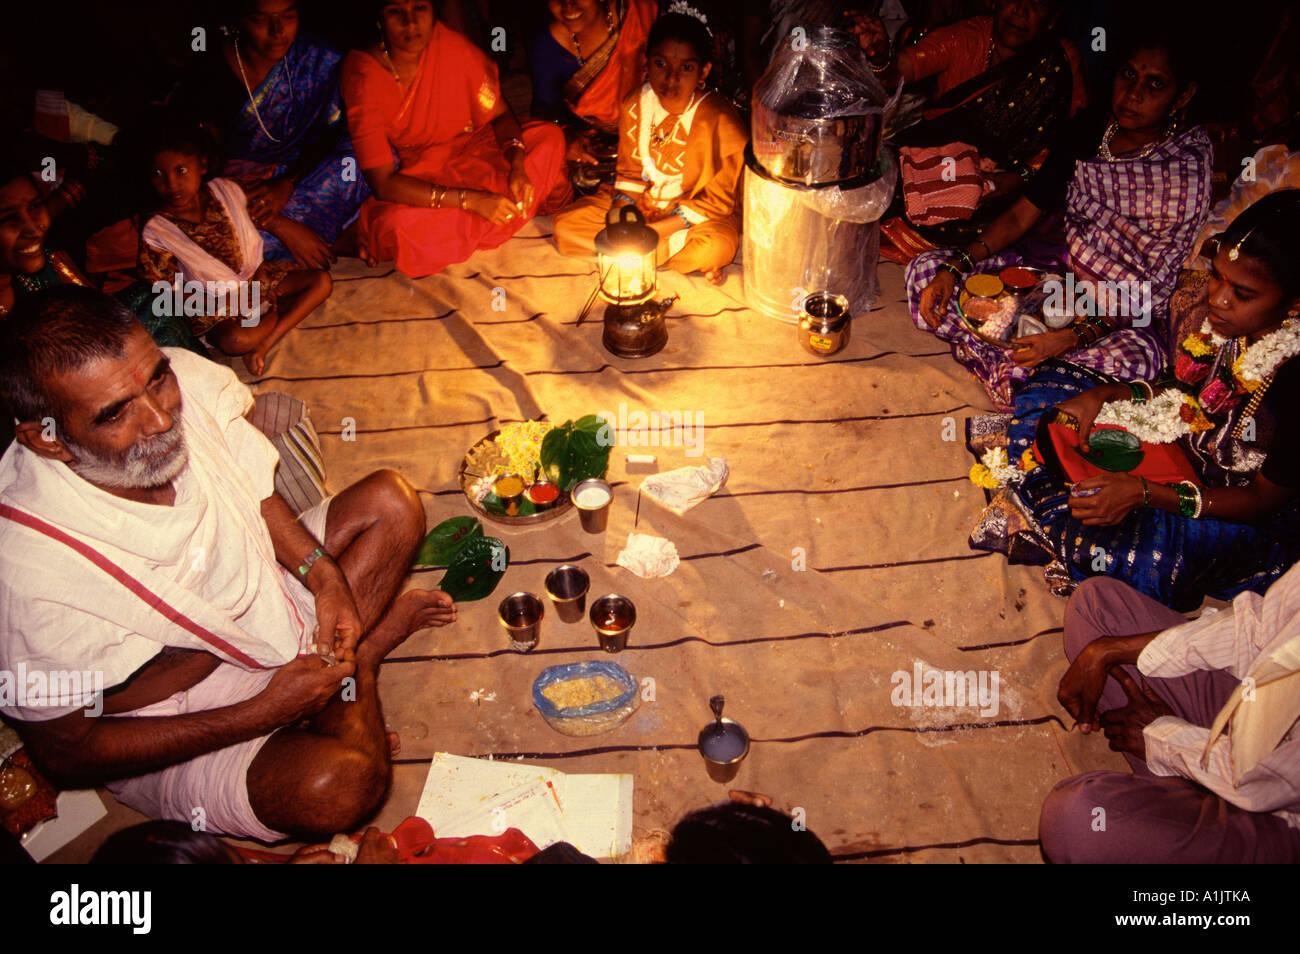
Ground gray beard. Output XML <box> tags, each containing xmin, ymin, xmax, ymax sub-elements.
<box><xmin>64</xmin><ymin>420</ymin><xmax>190</xmax><ymax>491</ymax></box>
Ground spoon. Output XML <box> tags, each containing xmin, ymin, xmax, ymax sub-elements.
<box><xmin>710</xmin><ymin>694</ymin><xmax>725</xmax><ymax>735</ymax></box>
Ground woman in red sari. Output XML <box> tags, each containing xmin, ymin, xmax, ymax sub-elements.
<box><xmin>341</xmin><ymin>0</ymin><xmax>566</xmax><ymax>277</ymax></box>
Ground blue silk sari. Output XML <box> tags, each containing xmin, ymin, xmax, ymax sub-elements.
<box><xmin>996</xmin><ymin>360</ymin><xmax>1300</xmax><ymax>611</ymax></box>
<box><xmin>222</xmin><ymin>36</ymin><xmax>369</xmax><ymax>260</ymax></box>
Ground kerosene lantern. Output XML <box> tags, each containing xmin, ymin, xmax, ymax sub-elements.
<box><xmin>592</xmin><ymin>204</ymin><xmax>675</xmax><ymax>358</ymax></box>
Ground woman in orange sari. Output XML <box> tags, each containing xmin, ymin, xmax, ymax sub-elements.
<box><xmin>341</xmin><ymin>0</ymin><xmax>567</xmax><ymax>277</ymax></box>
<box><xmin>532</xmin><ymin>0</ymin><xmax>658</xmax><ymax>183</ymax></box>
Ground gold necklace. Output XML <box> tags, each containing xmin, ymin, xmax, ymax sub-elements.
<box><xmin>379</xmin><ymin>39</ymin><xmax>402</xmax><ymax>83</ymax></box>
<box><xmin>1231</xmin><ymin>371</ymin><xmax>1275</xmax><ymax>440</ymax></box>
<box><xmin>570</xmin><ymin>4</ymin><xmax>615</xmax><ymax>66</ymax></box>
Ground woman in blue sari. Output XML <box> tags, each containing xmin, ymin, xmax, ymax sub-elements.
<box><xmin>973</xmin><ymin>191</ymin><xmax>1300</xmax><ymax>612</ymax></box>
<box><xmin>172</xmin><ymin>0</ymin><xmax>369</xmax><ymax>268</ymax></box>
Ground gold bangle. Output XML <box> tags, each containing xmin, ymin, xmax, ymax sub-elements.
<box><xmin>429</xmin><ymin>183</ymin><xmax>436</xmax><ymax>208</ymax></box>
<box><xmin>459</xmin><ymin>189</ymin><xmax>466</xmax><ymax>211</ymax></box>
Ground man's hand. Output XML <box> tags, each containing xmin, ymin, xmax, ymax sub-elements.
<box><xmin>260</xmin><ymin>655</ymin><xmax>356</xmax><ymax>725</ymax></box>
<box><xmin>288</xmin><ymin>827</ymin><xmax>398</xmax><ymax>864</ymax></box>
<box><xmin>311</xmin><ymin>574</ymin><xmax>363</xmax><ymax>661</ymax></box>
<box><xmin>1058</xmin><ymin>639</ymin><xmax>1114</xmax><ymax>733</ymax></box>
<box><xmin>355</xmin><ymin>827</ymin><xmax>400</xmax><ymax>863</ymax></box>
<box><xmin>1100</xmin><ymin>670</ymin><xmax>1174</xmax><ymax>759</ymax></box>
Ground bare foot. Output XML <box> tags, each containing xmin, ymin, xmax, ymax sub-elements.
<box><xmin>357</xmin><ymin>589</ymin><xmax>456</xmax><ymax>666</ymax></box>
<box><xmin>704</xmin><ymin>267</ymin><xmax>724</xmax><ymax>286</ymax></box>
<box><xmin>358</xmin><ymin>235</ymin><xmax>379</xmax><ymax>268</ymax></box>
<box><xmin>243</xmin><ymin>347</ymin><xmax>268</xmax><ymax>376</ymax></box>
<box><xmin>387</xmin><ymin>731</ymin><xmax>401</xmax><ymax>758</ymax></box>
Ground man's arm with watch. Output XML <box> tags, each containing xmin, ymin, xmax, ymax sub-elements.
<box><xmin>260</xmin><ymin>492</ymin><xmax>363</xmax><ymax>661</ymax></box>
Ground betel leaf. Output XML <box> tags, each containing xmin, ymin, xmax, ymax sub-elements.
<box><xmin>438</xmin><ymin>536</ymin><xmax>509</xmax><ymax>602</ymax></box>
<box><xmin>413</xmin><ymin>516</ymin><xmax>483</xmax><ymax>567</ymax></box>
<box><xmin>480</xmin><ymin>493</ymin><xmax>536</xmax><ymax>517</ymax></box>
<box><xmin>1079</xmin><ymin>428</ymin><xmax>1144</xmax><ymax>473</ymax></box>
<box><xmin>539</xmin><ymin>415</ymin><xmax>612</xmax><ymax>492</ymax></box>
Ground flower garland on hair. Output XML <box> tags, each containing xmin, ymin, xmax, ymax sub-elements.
<box><xmin>668</xmin><ymin>0</ymin><xmax>711</xmax><ymax>32</ymax></box>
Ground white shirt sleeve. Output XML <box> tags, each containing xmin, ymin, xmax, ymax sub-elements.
<box><xmin>1145</xmin><ymin>715</ymin><xmax>1300</xmax><ymax>815</ymax></box>
<box><xmin>1139</xmin><ymin>595</ymin><xmax>1266</xmax><ymax>681</ymax></box>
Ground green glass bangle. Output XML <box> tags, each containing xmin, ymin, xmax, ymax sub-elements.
<box><xmin>939</xmin><ymin>261</ymin><xmax>964</xmax><ymax>281</ymax></box>
<box><xmin>1128</xmin><ymin>382</ymin><xmax>1148</xmax><ymax>404</ymax></box>
<box><xmin>1173</xmin><ymin>482</ymin><xmax>1196</xmax><ymax>518</ymax></box>
<box><xmin>1140</xmin><ymin>477</ymin><xmax>1150</xmax><ymax>508</ymax></box>
<box><xmin>297</xmin><ymin>546</ymin><xmax>326</xmax><ymax>579</ymax></box>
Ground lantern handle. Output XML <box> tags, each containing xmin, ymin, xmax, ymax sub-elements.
<box><xmin>606</xmin><ymin>202</ymin><xmax>647</xmax><ymax>230</ymax></box>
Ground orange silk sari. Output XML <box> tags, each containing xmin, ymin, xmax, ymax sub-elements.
<box><xmin>565</xmin><ymin>0</ymin><xmax>657</xmax><ymax>135</ymax></box>
<box><xmin>342</xmin><ymin>23</ymin><xmax>566</xmax><ymax>277</ymax></box>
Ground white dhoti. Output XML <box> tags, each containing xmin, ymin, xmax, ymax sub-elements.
<box><xmin>106</xmin><ymin>496</ymin><xmax>332</xmax><ymax>843</ymax></box>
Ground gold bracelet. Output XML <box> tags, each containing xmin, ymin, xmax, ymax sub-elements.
<box><xmin>459</xmin><ymin>189</ymin><xmax>466</xmax><ymax>211</ymax></box>
<box><xmin>429</xmin><ymin>183</ymin><xmax>437</xmax><ymax>208</ymax></box>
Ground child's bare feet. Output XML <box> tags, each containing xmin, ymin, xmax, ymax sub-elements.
<box><xmin>704</xmin><ymin>267</ymin><xmax>725</xmax><ymax>285</ymax></box>
<box><xmin>244</xmin><ymin>346</ymin><xmax>269</xmax><ymax>376</ymax></box>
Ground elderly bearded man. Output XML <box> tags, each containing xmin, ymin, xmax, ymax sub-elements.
<box><xmin>0</xmin><ymin>286</ymin><xmax>455</xmax><ymax>842</ymax></box>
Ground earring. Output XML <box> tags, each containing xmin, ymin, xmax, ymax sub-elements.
<box><xmin>697</xmin><ymin>80</ymin><xmax>706</xmax><ymax>90</ymax></box>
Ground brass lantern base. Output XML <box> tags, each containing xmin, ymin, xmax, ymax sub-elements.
<box><xmin>601</xmin><ymin>296</ymin><xmax>676</xmax><ymax>359</ymax></box>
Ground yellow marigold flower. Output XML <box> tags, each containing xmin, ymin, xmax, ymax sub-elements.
<box><xmin>969</xmin><ymin>463</ymin><xmax>1000</xmax><ymax>490</ymax></box>
<box><xmin>1182</xmin><ymin>334</ymin><xmax>1216</xmax><ymax>358</ymax></box>
<box><xmin>1020</xmin><ymin>448</ymin><xmax>1040</xmax><ymax>471</ymax></box>
<box><xmin>1180</xmin><ymin>396</ymin><xmax>1215</xmax><ymax>432</ymax></box>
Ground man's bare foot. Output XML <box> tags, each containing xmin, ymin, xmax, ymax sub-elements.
<box><xmin>387</xmin><ymin>731</ymin><xmax>401</xmax><ymax>758</ymax></box>
<box><xmin>704</xmin><ymin>267</ymin><xmax>724</xmax><ymax>285</ymax></box>
<box><xmin>356</xmin><ymin>589</ymin><xmax>456</xmax><ymax>667</ymax></box>
<box><xmin>243</xmin><ymin>347</ymin><xmax>268</xmax><ymax>376</ymax></box>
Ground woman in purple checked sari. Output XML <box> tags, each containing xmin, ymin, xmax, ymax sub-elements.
<box><xmin>172</xmin><ymin>0</ymin><xmax>369</xmax><ymax>269</ymax></box>
<box><xmin>906</xmin><ymin>21</ymin><xmax>1212</xmax><ymax>412</ymax></box>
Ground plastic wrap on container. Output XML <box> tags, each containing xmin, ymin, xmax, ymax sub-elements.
<box><xmin>752</xmin><ymin>26</ymin><xmax>898</xmax><ymax>186</ymax></box>
<box><xmin>743</xmin><ymin>150</ymin><xmax>896</xmax><ymax>323</ymax></box>
<box><xmin>532</xmin><ymin>661</ymin><xmax>641</xmax><ymax>737</ymax></box>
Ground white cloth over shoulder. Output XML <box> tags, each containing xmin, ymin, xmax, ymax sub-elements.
<box><xmin>0</xmin><ymin>348</ymin><xmax>306</xmax><ymax>721</ymax></box>
<box><xmin>140</xmin><ymin>177</ymin><xmax>269</xmax><ymax>319</ymax></box>
<box><xmin>1139</xmin><ymin>562</ymin><xmax>1300</xmax><ymax>821</ymax></box>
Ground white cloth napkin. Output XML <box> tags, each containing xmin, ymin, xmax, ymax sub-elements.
<box><xmin>616</xmin><ymin>532</ymin><xmax>680</xmax><ymax>579</ymax></box>
<box><xmin>640</xmin><ymin>456</ymin><xmax>728</xmax><ymax>516</ymax></box>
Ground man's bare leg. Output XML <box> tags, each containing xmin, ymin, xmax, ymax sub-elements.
<box><xmin>318</xmin><ymin>469</ymin><xmax>426</xmax><ymax>629</ymax></box>
<box><xmin>246</xmin><ymin>589</ymin><xmax>454</xmax><ymax>838</ymax></box>
<box><xmin>246</xmin><ymin>469</ymin><xmax>456</xmax><ymax>838</ymax></box>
